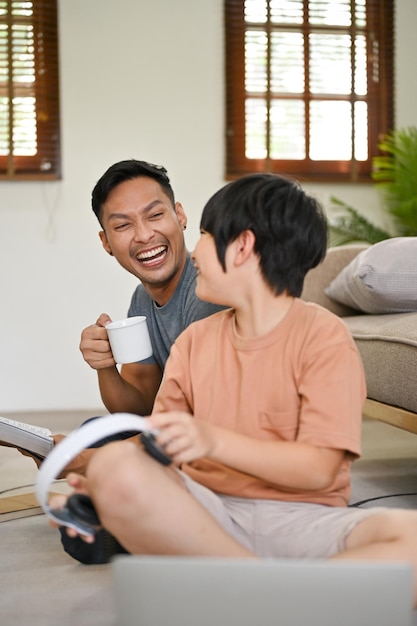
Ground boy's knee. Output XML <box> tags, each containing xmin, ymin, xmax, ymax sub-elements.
<box><xmin>381</xmin><ymin>509</ymin><xmax>417</xmax><ymax>528</ymax></box>
<box><xmin>392</xmin><ymin>510</ymin><xmax>417</xmax><ymax>537</ymax></box>
<box><xmin>370</xmin><ymin>509</ymin><xmax>417</xmax><ymax>542</ymax></box>
<box><xmin>346</xmin><ymin>509</ymin><xmax>417</xmax><ymax>553</ymax></box>
<box><xmin>86</xmin><ymin>441</ymin><xmax>141</xmax><ymax>499</ymax></box>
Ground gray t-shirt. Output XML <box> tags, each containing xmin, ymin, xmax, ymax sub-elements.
<box><xmin>128</xmin><ymin>254</ymin><xmax>225</xmax><ymax>369</ymax></box>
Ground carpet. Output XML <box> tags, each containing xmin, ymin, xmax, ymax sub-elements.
<box><xmin>0</xmin><ymin>515</ymin><xmax>115</xmax><ymax>626</ymax></box>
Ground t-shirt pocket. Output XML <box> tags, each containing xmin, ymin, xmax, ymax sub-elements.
<box><xmin>259</xmin><ymin>410</ymin><xmax>299</xmax><ymax>441</ymax></box>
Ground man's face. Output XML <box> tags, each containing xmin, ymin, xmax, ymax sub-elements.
<box><xmin>99</xmin><ymin>177</ymin><xmax>187</xmax><ymax>296</ymax></box>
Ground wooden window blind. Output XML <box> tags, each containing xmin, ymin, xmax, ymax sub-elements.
<box><xmin>0</xmin><ymin>0</ymin><xmax>60</xmax><ymax>180</ymax></box>
<box><xmin>225</xmin><ymin>0</ymin><xmax>394</xmax><ymax>182</ymax></box>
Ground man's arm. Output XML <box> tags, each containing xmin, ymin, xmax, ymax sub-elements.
<box><xmin>80</xmin><ymin>314</ymin><xmax>162</xmax><ymax>416</ymax></box>
<box><xmin>98</xmin><ymin>362</ymin><xmax>162</xmax><ymax>416</ymax></box>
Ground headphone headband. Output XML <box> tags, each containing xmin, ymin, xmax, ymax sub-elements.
<box><xmin>35</xmin><ymin>413</ymin><xmax>154</xmax><ymax>533</ymax></box>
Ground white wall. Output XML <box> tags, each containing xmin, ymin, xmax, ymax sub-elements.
<box><xmin>1</xmin><ymin>0</ymin><xmax>416</xmax><ymax>414</ymax></box>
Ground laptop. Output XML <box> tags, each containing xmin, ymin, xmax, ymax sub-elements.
<box><xmin>112</xmin><ymin>555</ymin><xmax>414</xmax><ymax>626</ymax></box>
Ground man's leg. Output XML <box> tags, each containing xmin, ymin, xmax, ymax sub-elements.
<box><xmin>86</xmin><ymin>440</ymin><xmax>255</xmax><ymax>557</ymax></box>
<box><xmin>335</xmin><ymin>509</ymin><xmax>417</xmax><ymax>605</ymax></box>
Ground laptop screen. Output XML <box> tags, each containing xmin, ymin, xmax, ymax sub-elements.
<box><xmin>112</xmin><ymin>555</ymin><xmax>413</xmax><ymax>626</ymax></box>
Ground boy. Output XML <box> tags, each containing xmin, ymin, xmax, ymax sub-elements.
<box><xmin>55</xmin><ymin>174</ymin><xmax>417</xmax><ymax>602</ymax></box>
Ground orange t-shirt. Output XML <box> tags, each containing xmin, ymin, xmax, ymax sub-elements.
<box><xmin>153</xmin><ymin>299</ymin><xmax>366</xmax><ymax>507</ymax></box>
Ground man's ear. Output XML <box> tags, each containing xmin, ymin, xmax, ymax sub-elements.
<box><xmin>175</xmin><ymin>202</ymin><xmax>188</xmax><ymax>231</ymax></box>
<box><xmin>234</xmin><ymin>229</ymin><xmax>256</xmax><ymax>266</ymax></box>
<box><xmin>99</xmin><ymin>230</ymin><xmax>113</xmax><ymax>256</ymax></box>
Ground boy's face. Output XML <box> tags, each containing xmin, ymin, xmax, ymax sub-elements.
<box><xmin>99</xmin><ymin>176</ymin><xmax>187</xmax><ymax>298</ymax></box>
<box><xmin>192</xmin><ymin>230</ymin><xmax>231</xmax><ymax>305</ymax></box>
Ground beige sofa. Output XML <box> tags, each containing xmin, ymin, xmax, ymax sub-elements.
<box><xmin>301</xmin><ymin>244</ymin><xmax>417</xmax><ymax>435</ymax></box>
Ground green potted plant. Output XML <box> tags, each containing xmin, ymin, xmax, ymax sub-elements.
<box><xmin>328</xmin><ymin>126</ymin><xmax>417</xmax><ymax>245</ymax></box>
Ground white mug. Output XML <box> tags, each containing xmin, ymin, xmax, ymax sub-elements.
<box><xmin>106</xmin><ymin>316</ymin><xmax>152</xmax><ymax>364</ymax></box>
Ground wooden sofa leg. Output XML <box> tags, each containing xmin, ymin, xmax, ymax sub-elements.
<box><xmin>363</xmin><ymin>399</ymin><xmax>417</xmax><ymax>436</ymax></box>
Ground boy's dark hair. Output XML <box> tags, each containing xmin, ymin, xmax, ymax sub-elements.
<box><xmin>91</xmin><ymin>159</ymin><xmax>175</xmax><ymax>226</ymax></box>
<box><xmin>200</xmin><ymin>173</ymin><xmax>328</xmax><ymax>297</ymax></box>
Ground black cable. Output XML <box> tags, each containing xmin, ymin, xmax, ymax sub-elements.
<box><xmin>350</xmin><ymin>492</ymin><xmax>417</xmax><ymax>507</ymax></box>
<box><xmin>0</xmin><ymin>478</ymin><xmax>66</xmax><ymax>497</ymax></box>
<box><xmin>0</xmin><ymin>483</ymin><xmax>37</xmax><ymax>496</ymax></box>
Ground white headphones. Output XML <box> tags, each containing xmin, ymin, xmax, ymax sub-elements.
<box><xmin>35</xmin><ymin>413</ymin><xmax>156</xmax><ymax>535</ymax></box>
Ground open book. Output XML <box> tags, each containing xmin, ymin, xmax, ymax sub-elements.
<box><xmin>0</xmin><ymin>416</ymin><xmax>54</xmax><ymax>459</ymax></box>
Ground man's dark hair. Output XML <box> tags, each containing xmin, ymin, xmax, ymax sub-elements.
<box><xmin>91</xmin><ymin>159</ymin><xmax>175</xmax><ymax>226</ymax></box>
<box><xmin>200</xmin><ymin>173</ymin><xmax>328</xmax><ymax>297</ymax></box>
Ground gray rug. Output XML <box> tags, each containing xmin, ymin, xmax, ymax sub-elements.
<box><xmin>351</xmin><ymin>456</ymin><xmax>417</xmax><ymax>509</ymax></box>
<box><xmin>0</xmin><ymin>515</ymin><xmax>115</xmax><ymax>626</ymax></box>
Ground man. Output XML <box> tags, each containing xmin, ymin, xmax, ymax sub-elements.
<box><xmin>53</xmin><ymin>173</ymin><xmax>417</xmax><ymax>604</ymax></box>
<box><xmin>80</xmin><ymin>158</ymin><xmax>224</xmax><ymax>416</ymax></box>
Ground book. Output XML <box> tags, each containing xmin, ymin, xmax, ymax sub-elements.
<box><xmin>0</xmin><ymin>416</ymin><xmax>54</xmax><ymax>459</ymax></box>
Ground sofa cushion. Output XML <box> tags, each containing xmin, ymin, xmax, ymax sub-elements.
<box><xmin>302</xmin><ymin>244</ymin><xmax>369</xmax><ymax>317</ymax></box>
<box><xmin>344</xmin><ymin>313</ymin><xmax>417</xmax><ymax>414</ymax></box>
<box><xmin>324</xmin><ymin>237</ymin><xmax>417</xmax><ymax>314</ymax></box>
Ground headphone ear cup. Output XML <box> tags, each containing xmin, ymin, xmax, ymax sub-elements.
<box><xmin>140</xmin><ymin>432</ymin><xmax>172</xmax><ymax>466</ymax></box>
<box><xmin>67</xmin><ymin>493</ymin><xmax>101</xmax><ymax>527</ymax></box>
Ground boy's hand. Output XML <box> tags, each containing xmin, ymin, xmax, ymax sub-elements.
<box><xmin>48</xmin><ymin>473</ymin><xmax>97</xmax><ymax>543</ymax></box>
<box><xmin>149</xmin><ymin>412</ymin><xmax>217</xmax><ymax>465</ymax></box>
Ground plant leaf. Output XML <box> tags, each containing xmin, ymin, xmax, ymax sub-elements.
<box><xmin>372</xmin><ymin>127</ymin><xmax>417</xmax><ymax>236</ymax></box>
<box><xmin>328</xmin><ymin>197</ymin><xmax>392</xmax><ymax>246</ymax></box>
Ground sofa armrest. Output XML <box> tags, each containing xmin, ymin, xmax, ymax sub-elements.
<box><xmin>301</xmin><ymin>244</ymin><xmax>369</xmax><ymax>317</ymax></box>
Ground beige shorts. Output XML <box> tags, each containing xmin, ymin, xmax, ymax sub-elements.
<box><xmin>180</xmin><ymin>471</ymin><xmax>384</xmax><ymax>558</ymax></box>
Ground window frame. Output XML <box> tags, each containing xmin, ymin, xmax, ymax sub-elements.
<box><xmin>225</xmin><ymin>0</ymin><xmax>394</xmax><ymax>183</ymax></box>
<box><xmin>0</xmin><ymin>0</ymin><xmax>61</xmax><ymax>180</ymax></box>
